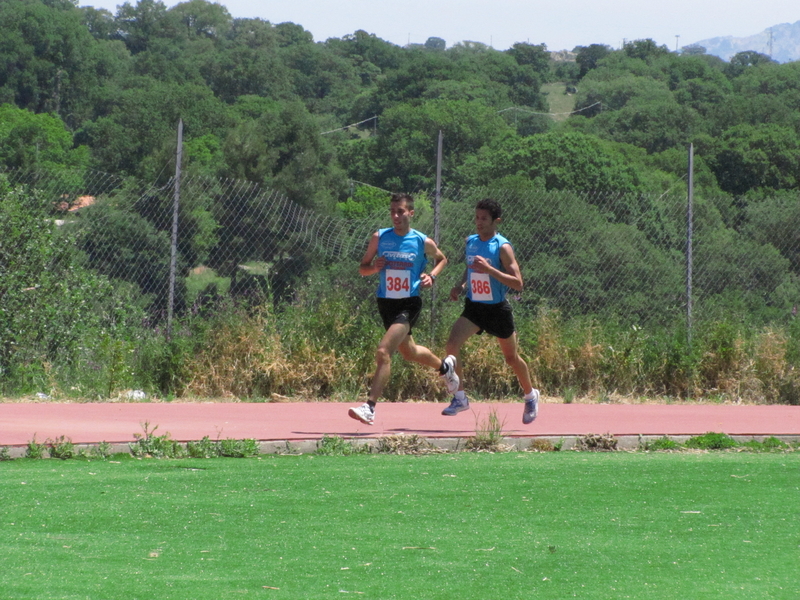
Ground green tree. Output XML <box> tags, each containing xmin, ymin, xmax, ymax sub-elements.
<box><xmin>336</xmin><ymin>184</ymin><xmax>389</xmax><ymax>218</ymax></box>
<box><xmin>221</xmin><ymin>99</ymin><xmax>346</xmax><ymax>209</ymax></box>
<box><xmin>77</xmin><ymin>79</ymin><xmax>232</xmax><ymax>175</ymax></box>
<box><xmin>114</xmin><ymin>0</ymin><xmax>175</xmax><ymax>54</ymax></box>
<box><xmin>623</xmin><ymin>39</ymin><xmax>670</xmax><ymax>62</ymax></box>
<box><xmin>681</xmin><ymin>44</ymin><xmax>707</xmax><ymax>56</ymax></box>
<box><xmin>710</xmin><ymin>124</ymin><xmax>800</xmax><ymax>195</ymax></box>
<box><xmin>364</xmin><ymin>99</ymin><xmax>512</xmax><ymax>190</ymax></box>
<box><xmin>0</xmin><ymin>104</ymin><xmax>88</xmax><ymax>169</ymax></box>
<box><xmin>673</xmin><ymin>71</ymin><xmax>732</xmax><ymax>117</ymax></box>
<box><xmin>326</xmin><ymin>30</ymin><xmax>403</xmax><ymax>81</ymax></box>
<box><xmin>589</xmin><ymin>96</ymin><xmax>700</xmax><ymax>153</ymax></box>
<box><xmin>424</xmin><ymin>37</ymin><xmax>446</xmax><ymax>51</ymax></box>
<box><xmin>279</xmin><ymin>40</ymin><xmax>362</xmax><ymax>115</ymax></box>
<box><xmin>457</xmin><ymin>130</ymin><xmax>648</xmax><ymax>194</ymax></box>
<box><xmin>76</xmin><ymin>197</ymin><xmax>178</xmax><ymax>312</ymax></box>
<box><xmin>574</xmin><ymin>44</ymin><xmax>611</xmax><ymax>79</ymax></box>
<box><xmin>80</xmin><ymin>6</ymin><xmax>117</xmax><ymax>40</ymax></box>
<box><xmin>506</xmin><ymin>42</ymin><xmax>550</xmax><ymax>75</ymax></box>
<box><xmin>0</xmin><ymin>179</ymin><xmax>123</xmax><ymax>387</ymax></box>
<box><xmin>186</xmin><ymin>19</ymin><xmax>292</xmax><ymax>102</ymax></box>
<box><xmin>695</xmin><ymin>226</ymin><xmax>795</xmax><ymax>316</ymax></box>
<box><xmin>274</xmin><ymin>21</ymin><xmax>313</xmax><ymax>47</ymax></box>
<box><xmin>725</xmin><ymin>51</ymin><xmax>775</xmax><ymax>78</ymax></box>
<box><xmin>0</xmin><ymin>0</ymin><xmax>111</xmax><ymax>122</ymax></box>
<box><xmin>169</xmin><ymin>0</ymin><xmax>232</xmax><ymax>40</ymax></box>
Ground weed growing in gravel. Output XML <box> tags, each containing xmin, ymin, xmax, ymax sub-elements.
<box><xmin>129</xmin><ymin>421</ymin><xmax>185</xmax><ymax>458</ymax></box>
<box><xmin>25</xmin><ymin>436</ymin><xmax>47</xmax><ymax>459</ymax></box>
<box><xmin>466</xmin><ymin>408</ymin><xmax>510</xmax><ymax>452</ymax></box>
<box><xmin>46</xmin><ymin>436</ymin><xmax>75</xmax><ymax>460</ymax></box>
<box><xmin>89</xmin><ymin>441</ymin><xmax>113</xmax><ymax>459</ymax></box>
<box><xmin>641</xmin><ymin>436</ymin><xmax>683</xmax><ymax>451</ymax></box>
<box><xmin>740</xmin><ymin>436</ymin><xmax>790</xmax><ymax>452</ymax></box>
<box><xmin>685</xmin><ymin>432</ymin><xmax>737</xmax><ymax>450</ymax></box>
<box><xmin>218</xmin><ymin>438</ymin><xmax>259</xmax><ymax>457</ymax></box>
<box><xmin>375</xmin><ymin>434</ymin><xmax>446</xmax><ymax>455</ymax></box>
<box><xmin>315</xmin><ymin>435</ymin><xmax>370</xmax><ymax>456</ymax></box>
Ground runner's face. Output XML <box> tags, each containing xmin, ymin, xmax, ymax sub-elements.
<box><xmin>390</xmin><ymin>200</ymin><xmax>413</xmax><ymax>231</ymax></box>
<box><xmin>475</xmin><ymin>208</ymin><xmax>498</xmax><ymax>239</ymax></box>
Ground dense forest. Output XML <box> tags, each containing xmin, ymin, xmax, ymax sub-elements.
<box><xmin>2</xmin><ymin>0</ymin><xmax>800</xmax><ymax>402</ymax></box>
<box><xmin>3</xmin><ymin>0</ymin><xmax>800</xmax><ymax>201</ymax></box>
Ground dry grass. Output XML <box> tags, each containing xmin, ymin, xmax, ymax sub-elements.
<box><xmin>375</xmin><ymin>434</ymin><xmax>446</xmax><ymax>455</ymax></box>
<box><xmin>577</xmin><ymin>433</ymin><xmax>619</xmax><ymax>451</ymax></box>
<box><xmin>183</xmin><ymin>308</ymin><xmax>360</xmax><ymax>399</ymax></box>
<box><xmin>465</xmin><ymin>408</ymin><xmax>513</xmax><ymax>452</ymax></box>
<box><xmin>696</xmin><ymin>326</ymin><xmax>791</xmax><ymax>403</ymax></box>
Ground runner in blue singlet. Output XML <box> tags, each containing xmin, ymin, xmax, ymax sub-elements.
<box><xmin>439</xmin><ymin>198</ymin><xmax>541</xmax><ymax>424</ymax></box>
<box><xmin>347</xmin><ymin>193</ymin><xmax>459</xmax><ymax>425</ymax></box>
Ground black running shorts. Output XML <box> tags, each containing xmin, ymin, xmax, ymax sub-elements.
<box><xmin>376</xmin><ymin>296</ymin><xmax>423</xmax><ymax>333</ymax></box>
<box><xmin>461</xmin><ymin>297</ymin><xmax>515</xmax><ymax>339</ymax></box>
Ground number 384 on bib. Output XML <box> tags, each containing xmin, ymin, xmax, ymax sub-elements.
<box><xmin>385</xmin><ymin>269</ymin><xmax>411</xmax><ymax>298</ymax></box>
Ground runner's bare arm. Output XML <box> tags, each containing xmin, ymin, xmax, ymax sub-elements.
<box><xmin>421</xmin><ymin>237</ymin><xmax>447</xmax><ymax>288</ymax></box>
<box><xmin>449</xmin><ymin>269</ymin><xmax>468</xmax><ymax>301</ymax></box>
<box><xmin>470</xmin><ymin>244</ymin><xmax>523</xmax><ymax>291</ymax></box>
<box><xmin>359</xmin><ymin>232</ymin><xmax>385</xmax><ymax>276</ymax></box>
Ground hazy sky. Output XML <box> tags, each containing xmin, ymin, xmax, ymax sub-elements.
<box><xmin>80</xmin><ymin>0</ymin><xmax>799</xmax><ymax>52</ymax></box>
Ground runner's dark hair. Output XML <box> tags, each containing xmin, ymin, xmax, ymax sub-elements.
<box><xmin>391</xmin><ymin>192</ymin><xmax>414</xmax><ymax>209</ymax></box>
<box><xmin>476</xmin><ymin>198</ymin><xmax>501</xmax><ymax>220</ymax></box>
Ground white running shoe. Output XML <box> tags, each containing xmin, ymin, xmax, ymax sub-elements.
<box><xmin>348</xmin><ymin>403</ymin><xmax>374</xmax><ymax>425</ymax></box>
<box><xmin>441</xmin><ymin>355</ymin><xmax>460</xmax><ymax>395</ymax></box>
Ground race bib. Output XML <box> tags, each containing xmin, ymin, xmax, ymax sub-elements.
<box><xmin>470</xmin><ymin>273</ymin><xmax>493</xmax><ymax>302</ymax></box>
<box><xmin>385</xmin><ymin>269</ymin><xmax>411</xmax><ymax>298</ymax></box>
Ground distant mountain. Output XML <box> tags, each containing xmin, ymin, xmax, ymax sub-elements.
<box><xmin>689</xmin><ymin>20</ymin><xmax>800</xmax><ymax>63</ymax></box>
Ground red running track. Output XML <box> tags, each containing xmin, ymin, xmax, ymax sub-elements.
<box><xmin>1</xmin><ymin>401</ymin><xmax>799</xmax><ymax>446</ymax></box>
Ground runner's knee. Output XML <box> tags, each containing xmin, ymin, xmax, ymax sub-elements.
<box><xmin>375</xmin><ymin>346</ymin><xmax>392</xmax><ymax>366</ymax></box>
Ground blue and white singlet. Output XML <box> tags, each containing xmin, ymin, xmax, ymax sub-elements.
<box><xmin>375</xmin><ymin>228</ymin><xmax>428</xmax><ymax>299</ymax></box>
<box><xmin>465</xmin><ymin>233</ymin><xmax>512</xmax><ymax>304</ymax></box>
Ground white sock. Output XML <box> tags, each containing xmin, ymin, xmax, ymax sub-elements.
<box><xmin>523</xmin><ymin>389</ymin><xmax>537</xmax><ymax>401</ymax></box>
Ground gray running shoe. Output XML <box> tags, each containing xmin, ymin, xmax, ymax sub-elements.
<box><xmin>348</xmin><ymin>403</ymin><xmax>374</xmax><ymax>425</ymax></box>
<box><xmin>442</xmin><ymin>395</ymin><xmax>469</xmax><ymax>416</ymax></box>
<box><xmin>441</xmin><ymin>355</ymin><xmax>460</xmax><ymax>395</ymax></box>
<box><xmin>522</xmin><ymin>389</ymin><xmax>539</xmax><ymax>424</ymax></box>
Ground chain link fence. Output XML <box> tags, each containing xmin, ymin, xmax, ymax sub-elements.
<box><xmin>4</xmin><ymin>165</ymin><xmax>800</xmax><ymax>400</ymax></box>
<box><xmin>3</xmin><ymin>165</ymin><xmax>799</xmax><ymax>340</ymax></box>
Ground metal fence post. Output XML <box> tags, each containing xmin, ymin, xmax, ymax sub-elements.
<box><xmin>431</xmin><ymin>130</ymin><xmax>443</xmax><ymax>343</ymax></box>
<box><xmin>167</xmin><ymin>119</ymin><xmax>183</xmax><ymax>341</ymax></box>
<box><xmin>686</xmin><ymin>142</ymin><xmax>694</xmax><ymax>349</ymax></box>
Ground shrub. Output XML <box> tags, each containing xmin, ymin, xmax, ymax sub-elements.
<box><xmin>685</xmin><ymin>432</ymin><xmax>737</xmax><ymax>450</ymax></box>
<box><xmin>315</xmin><ymin>435</ymin><xmax>370</xmax><ymax>456</ymax></box>
<box><xmin>740</xmin><ymin>436</ymin><xmax>789</xmax><ymax>452</ymax></box>
<box><xmin>465</xmin><ymin>409</ymin><xmax>510</xmax><ymax>452</ymax></box>
<box><xmin>25</xmin><ymin>437</ymin><xmax>47</xmax><ymax>459</ymax></box>
<box><xmin>46</xmin><ymin>436</ymin><xmax>75</xmax><ymax>460</ymax></box>
<box><xmin>129</xmin><ymin>422</ymin><xmax>185</xmax><ymax>458</ymax></box>
<box><xmin>642</xmin><ymin>436</ymin><xmax>682</xmax><ymax>451</ymax></box>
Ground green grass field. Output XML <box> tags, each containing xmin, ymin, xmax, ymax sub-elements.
<box><xmin>541</xmin><ymin>82</ymin><xmax>577</xmax><ymax>120</ymax></box>
<box><xmin>2</xmin><ymin>452</ymin><xmax>798</xmax><ymax>599</ymax></box>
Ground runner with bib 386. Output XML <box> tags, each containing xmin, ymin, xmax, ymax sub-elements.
<box><xmin>440</xmin><ymin>198</ymin><xmax>540</xmax><ymax>424</ymax></box>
